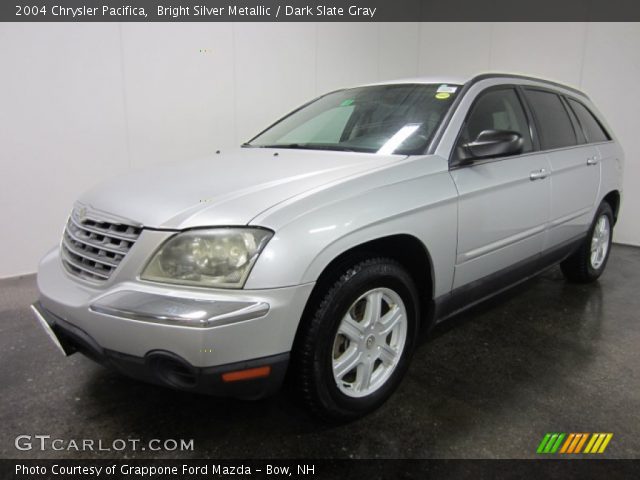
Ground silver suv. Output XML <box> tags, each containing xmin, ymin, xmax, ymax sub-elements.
<box><xmin>33</xmin><ymin>73</ymin><xmax>623</xmax><ymax>420</ymax></box>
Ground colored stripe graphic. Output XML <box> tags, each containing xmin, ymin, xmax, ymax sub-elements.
<box><xmin>537</xmin><ymin>433</ymin><xmax>565</xmax><ymax>453</ymax></box>
<box><xmin>537</xmin><ymin>433</ymin><xmax>552</xmax><ymax>453</ymax></box>
<box><xmin>559</xmin><ymin>433</ymin><xmax>575</xmax><ymax>453</ymax></box>
<box><xmin>544</xmin><ymin>433</ymin><xmax>558</xmax><ymax>453</ymax></box>
<box><xmin>574</xmin><ymin>433</ymin><xmax>589</xmax><ymax>453</ymax></box>
<box><xmin>565</xmin><ymin>433</ymin><xmax>588</xmax><ymax>454</ymax></box>
<box><xmin>598</xmin><ymin>433</ymin><xmax>614</xmax><ymax>453</ymax></box>
<box><xmin>550</xmin><ymin>433</ymin><xmax>565</xmax><ymax>453</ymax></box>
<box><xmin>584</xmin><ymin>433</ymin><xmax>613</xmax><ymax>454</ymax></box>
<box><xmin>567</xmin><ymin>433</ymin><xmax>582</xmax><ymax>453</ymax></box>
<box><xmin>538</xmin><ymin>433</ymin><xmax>613</xmax><ymax>454</ymax></box>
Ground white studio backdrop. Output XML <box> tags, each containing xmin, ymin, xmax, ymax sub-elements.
<box><xmin>1</xmin><ymin>22</ymin><xmax>639</xmax><ymax>278</ymax></box>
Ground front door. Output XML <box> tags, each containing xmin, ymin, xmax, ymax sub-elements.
<box><xmin>450</xmin><ymin>87</ymin><xmax>551</xmax><ymax>289</ymax></box>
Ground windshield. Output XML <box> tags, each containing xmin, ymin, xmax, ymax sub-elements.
<box><xmin>247</xmin><ymin>83</ymin><xmax>460</xmax><ymax>155</ymax></box>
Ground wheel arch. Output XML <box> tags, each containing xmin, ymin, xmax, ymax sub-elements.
<box><xmin>602</xmin><ymin>190</ymin><xmax>621</xmax><ymax>224</ymax></box>
<box><xmin>297</xmin><ymin>234</ymin><xmax>435</xmax><ymax>335</ymax></box>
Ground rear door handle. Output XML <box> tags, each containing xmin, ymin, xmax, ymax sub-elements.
<box><xmin>587</xmin><ymin>156</ymin><xmax>599</xmax><ymax>166</ymax></box>
<box><xmin>529</xmin><ymin>168</ymin><xmax>549</xmax><ymax>181</ymax></box>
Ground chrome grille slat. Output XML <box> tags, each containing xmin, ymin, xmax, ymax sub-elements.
<box><xmin>68</xmin><ymin>214</ymin><xmax>140</xmax><ymax>241</ymax></box>
<box><xmin>60</xmin><ymin>248</ymin><xmax>111</xmax><ymax>280</ymax></box>
<box><xmin>65</xmin><ymin>223</ymin><xmax>131</xmax><ymax>255</ymax></box>
<box><xmin>60</xmin><ymin>208</ymin><xmax>142</xmax><ymax>282</ymax></box>
<box><xmin>62</xmin><ymin>235</ymin><xmax>120</xmax><ymax>268</ymax></box>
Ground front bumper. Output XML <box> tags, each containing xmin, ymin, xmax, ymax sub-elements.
<box><xmin>32</xmin><ymin>302</ymin><xmax>289</xmax><ymax>398</ymax></box>
<box><xmin>35</xmin><ymin>247</ymin><xmax>315</xmax><ymax>396</ymax></box>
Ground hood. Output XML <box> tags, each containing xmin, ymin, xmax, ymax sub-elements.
<box><xmin>78</xmin><ymin>147</ymin><xmax>400</xmax><ymax>229</ymax></box>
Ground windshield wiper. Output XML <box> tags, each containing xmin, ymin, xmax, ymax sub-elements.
<box><xmin>253</xmin><ymin>143</ymin><xmax>371</xmax><ymax>153</ymax></box>
<box><xmin>254</xmin><ymin>143</ymin><xmax>304</xmax><ymax>149</ymax></box>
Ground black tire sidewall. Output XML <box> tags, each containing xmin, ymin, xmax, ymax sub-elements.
<box><xmin>311</xmin><ymin>260</ymin><xmax>419</xmax><ymax>417</ymax></box>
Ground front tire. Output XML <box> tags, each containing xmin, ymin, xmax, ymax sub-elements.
<box><xmin>560</xmin><ymin>202</ymin><xmax>614</xmax><ymax>283</ymax></box>
<box><xmin>292</xmin><ymin>258</ymin><xmax>419</xmax><ymax>421</ymax></box>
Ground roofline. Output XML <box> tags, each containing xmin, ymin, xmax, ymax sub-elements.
<box><xmin>359</xmin><ymin>76</ymin><xmax>467</xmax><ymax>88</ymax></box>
<box><xmin>467</xmin><ymin>73</ymin><xmax>589</xmax><ymax>99</ymax></box>
<box><xmin>360</xmin><ymin>73</ymin><xmax>588</xmax><ymax>99</ymax></box>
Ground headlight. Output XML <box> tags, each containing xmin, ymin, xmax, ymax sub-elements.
<box><xmin>141</xmin><ymin>228</ymin><xmax>273</xmax><ymax>289</ymax></box>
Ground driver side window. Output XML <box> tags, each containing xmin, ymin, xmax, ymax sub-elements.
<box><xmin>456</xmin><ymin>88</ymin><xmax>533</xmax><ymax>161</ymax></box>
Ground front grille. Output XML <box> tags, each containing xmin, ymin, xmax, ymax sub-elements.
<box><xmin>61</xmin><ymin>208</ymin><xmax>142</xmax><ymax>282</ymax></box>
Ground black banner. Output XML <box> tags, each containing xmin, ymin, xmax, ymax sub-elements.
<box><xmin>3</xmin><ymin>459</ymin><xmax>640</xmax><ymax>479</ymax></box>
<box><xmin>3</xmin><ymin>0</ymin><xmax>640</xmax><ymax>22</ymax></box>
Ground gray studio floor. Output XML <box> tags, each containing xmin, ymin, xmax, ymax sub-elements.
<box><xmin>1</xmin><ymin>245</ymin><xmax>639</xmax><ymax>459</ymax></box>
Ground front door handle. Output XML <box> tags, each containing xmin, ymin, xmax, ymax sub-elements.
<box><xmin>587</xmin><ymin>156</ymin><xmax>599</xmax><ymax>166</ymax></box>
<box><xmin>529</xmin><ymin>168</ymin><xmax>549</xmax><ymax>181</ymax></box>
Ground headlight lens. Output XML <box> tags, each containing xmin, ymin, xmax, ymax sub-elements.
<box><xmin>141</xmin><ymin>228</ymin><xmax>273</xmax><ymax>289</ymax></box>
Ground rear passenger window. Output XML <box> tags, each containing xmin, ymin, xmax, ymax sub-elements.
<box><xmin>457</xmin><ymin>88</ymin><xmax>533</xmax><ymax>155</ymax></box>
<box><xmin>525</xmin><ymin>89</ymin><xmax>577</xmax><ymax>150</ymax></box>
<box><xmin>567</xmin><ymin>98</ymin><xmax>610</xmax><ymax>143</ymax></box>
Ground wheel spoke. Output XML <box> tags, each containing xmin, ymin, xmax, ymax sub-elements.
<box><xmin>363</xmin><ymin>291</ymin><xmax>382</xmax><ymax>328</ymax></box>
<box><xmin>378</xmin><ymin>306</ymin><xmax>402</xmax><ymax>336</ymax></box>
<box><xmin>333</xmin><ymin>346</ymin><xmax>361</xmax><ymax>380</ymax></box>
<box><xmin>378</xmin><ymin>343</ymin><xmax>398</xmax><ymax>367</ymax></box>
<box><xmin>356</xmin><ymin>359</ymin><xmax>374</xmax><ymax>391</ymax></box>
<box><xmin>338</xmin><ymin>314</ymin><xmax>364</xmax><ymax>342</ymax></box>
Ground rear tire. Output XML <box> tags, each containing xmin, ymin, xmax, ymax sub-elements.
<box><xmin>292</xmin><ymin>257</ymin><xmax>419</xmax><ymax>421</ymax></box>
<box><xmin>560</xmin><ymin>202</ymin><xmax>614</xmax><ymax>283</ymax></box>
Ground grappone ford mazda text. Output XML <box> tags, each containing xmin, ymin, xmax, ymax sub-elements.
<box><xmin>34</xmin><ymin>73</ymin><xmax>623</xmax><ymax>420</ymax></box>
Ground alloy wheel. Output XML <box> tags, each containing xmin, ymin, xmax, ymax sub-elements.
<box><xmin>590</xmin><ymin>214</ymin><xmax>611</xmax><ymax>270</ymax></box>
<box><xmin>331</xmin><ymin>287</ymin><xmax>407</xmax><ymax>398</ymax></box>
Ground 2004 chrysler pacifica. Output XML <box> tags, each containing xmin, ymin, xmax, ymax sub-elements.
<box><xmin>33</xmin><ymin>73</ymin><xmax>623</xmax><ymax>420</ymax></box>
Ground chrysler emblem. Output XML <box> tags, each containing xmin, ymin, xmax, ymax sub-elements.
<box><xmin>76</xmin><ymin>206</ymin><xmax>87</xmax><ymax>221</ymax></box>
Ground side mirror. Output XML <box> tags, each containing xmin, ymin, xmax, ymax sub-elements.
<box><xmin>461</xmin><ymin>130</ymin><xmax>523</xmax><ymax>161</ymax></box>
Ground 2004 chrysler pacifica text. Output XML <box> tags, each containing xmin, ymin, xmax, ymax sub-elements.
<box><xmin>34</xmin><ymin>73</ymin><xmax>623</xmax><ymax>420</ymax></box>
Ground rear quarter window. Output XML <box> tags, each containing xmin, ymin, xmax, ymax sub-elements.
<box><xmin>567</xmin><ymin>98</ymin><xmax>610</xmax><ymax>143</ymax></box>
<box><xmin>524</xmin><ymin>89</ymin><xmax>577</xmax><ymax>150</ymax></box>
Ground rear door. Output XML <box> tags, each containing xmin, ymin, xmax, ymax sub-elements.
<box><xmin>450</xmin><ymin>87</ymin><xmax>551</xmax><ymax>289</ymax></box>
<box><xmin>522</xmin><ymin>88</ymin><xmax>600</xmax><ymax>248</ymax></box>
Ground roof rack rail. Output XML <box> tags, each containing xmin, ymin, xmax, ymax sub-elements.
<box><xmin>468</xmin><ymin>73</ymin><xmax>588</xmax><ymax>99</ymax></box>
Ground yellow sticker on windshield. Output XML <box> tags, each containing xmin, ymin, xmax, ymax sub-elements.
<box><xmin>435</xmin><ymin>92</ymin><xmax>450</xmax><ymax>99</ymax></box>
